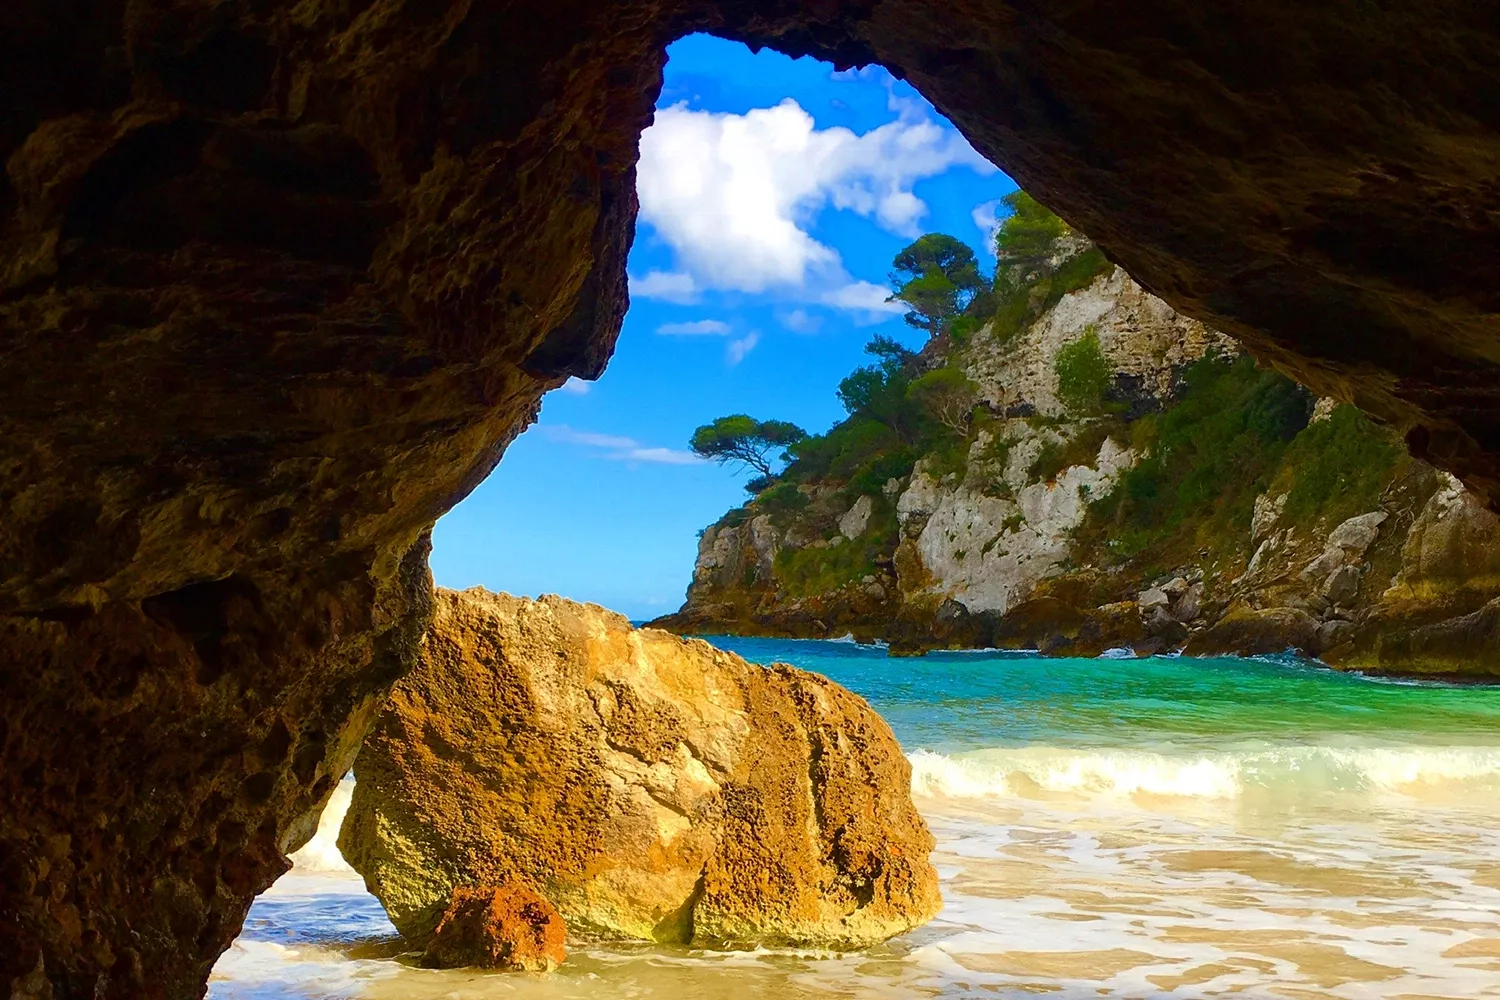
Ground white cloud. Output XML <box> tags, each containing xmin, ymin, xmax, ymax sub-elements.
<box><xmin>545</xmin><ymin>426</ymin><xmax>637</xmax><ymax>449</ymax></box>
<box><xmin>630</xmin><ymin>270</ymin><xmax>698</xmax><ymax>302</ymax></box>
<box><xmin>780</xmin><ymin>308</ymin><xmax>823</xmax><ymax>333</ymax></box>
<box><xmin>556</xmin><ymin>377</ymin><xmax>591</xmax><ymax>395</ymax></box>
<box><xmin>822</xmin><ymin>280</ymin><xmax>905</xmax><ymax>316</ymax></box>
<box><xmin>972</xmin><ymin>197</ymin><xmax>1004</xmax><ymax>249</ymax></box>
<box><xmin>636</xmin><ymin>98</ymin><xmax>993</xmax><ymax>297</ymax></box>
<box><xmin>657</xmin><ymin>318</ymin><xmax>732</xmax><ymax>336</ymax></box>
<box><xmin>542</xmin><ymin>424</ymin><xmax>703</xmax><ymax>466</ymax></box>
<box><xmin>726</xmin><ymin>331</ymin><xmax>760</xmax><ymax>366</ymax></box>
<box><xmin>623</xmin><ymin>447</ymin><xmax>703</xmax><ymax>466</ymax></box>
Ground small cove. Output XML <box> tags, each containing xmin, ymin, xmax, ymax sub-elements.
<box><xmin>213</xmin><ymin>642</ymin><xmax>1500</xmax><ymax>999</ymax></box>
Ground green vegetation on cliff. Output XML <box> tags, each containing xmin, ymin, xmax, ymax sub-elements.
<box><xmin>1074</xmin><ymin>354</ymin><xmax>1409</xmax><ymax>577</ymax></box>
<box><xmin>774</xmin><ymin>501</ymin><xmax>900</xmax><ymax>597</ymax></box>
<box><xmin>1078</xmin><ymin>354</ymin><xmax>1308</xmax><ymax>564</ymax></box>
<box><xmin>686</xmin><ymin>191</ymin><xmax>1415</xmax><ymax>612</ymax></box>
<box><xmin>1054</xmin><ymin>327</ymin><xmax>1112</xmax><ymax>413</ymax></box>
<box><xmin>1276</xmin><ymin>404</ymin><xmax>1405</xmax><ymax>526</ymax></box>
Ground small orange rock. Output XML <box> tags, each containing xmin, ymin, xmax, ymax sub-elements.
<box><xmin>420</xmin><ymin>884</ymin><xmax>567</xmax><ymax>972</ymax></box>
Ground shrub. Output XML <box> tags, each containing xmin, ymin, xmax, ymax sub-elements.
<box><xmin>948</xmin><ymin>314</ymin><xmax>983</xmax><ymax>346</ymax></box>
<box><xmin>1278</xmin><ymin>404</ymin><xmax>1404</xmax><ymax>526</ymax></box>
<box><xmin>772</xmin><ymin>503</ymin><xmax>898</xmax><ymax>597</ymax></box>
<box><xmin>1054</xmin><ymin>327</ymin><xmax>1112</xmax><ymax>414</ymax></box>
<box><xmin>836</xmin><ymin>336</ymin><xmax>924</xmax><ymax>444</ymax></box>
<box><xmin>756</xmin><ymin>482</ymin><xmax>809</xmax><ymax>526</ymax></box>
<box><xmin>847</xmin><ymin>447</ymin><xmax>919</xmax><ymax>496</ymax></box>
<box><xmin>908</xmin><ymin>367</ymin><xmax>980</xmax><ymax>433</ymax></box>
<box><xmin>994</xmin><ymin>190</ymin><xmax>1071</xmax><ymax>281</ymax></box>
<box><xmin>784</xmin><ymin>418</ymin><xmax>897</xmax><ymax>483</ymax></box>
<box><xmin>988</xmin><ymin>247</ymin><xmax>1113</xmax><ymax>347</ymax></box>
<box><xmin>1028</xmin><ymin>421</ymin><xmax>1120</xmax><ymax>482</ymax></box>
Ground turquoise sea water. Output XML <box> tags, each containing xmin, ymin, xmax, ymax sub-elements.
<box><xmin>709</xmin><ymin>638</ymin><xmax>1500</xmax><ymax>750</ymax></box>
<box><xmin>214</xmin><ymin>642</ymin><xmax>1500</xmax><ymax>1000</ymax></box>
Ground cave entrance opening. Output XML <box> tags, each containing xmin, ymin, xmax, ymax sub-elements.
<box><xmin>429</xmin><ymin>33</ymin><xmax>1014</xmax><ymax>624</ymax></box>
<box><xmin>209</xmin><ymin>34</ymin><xmax>1023</xmax><ymax>998</ymax></box>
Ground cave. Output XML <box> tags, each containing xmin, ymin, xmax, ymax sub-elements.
<box><xmin>3</xmin><ymin>1</ymin><xmax>1499</xmax><ymax>997</ymax></box>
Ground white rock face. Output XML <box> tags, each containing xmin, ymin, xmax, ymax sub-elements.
<box><xmin>1327</xmin><ymin>511</ymin><xmax>1389</xmax><ymax>554</ymax></box>
<box><xmin>1300</xmin><ymin>511</ymin><xmax>1388</xmax><ymax>596</ymax></box>
<box><xmin>1310</xmin><ymin>396</ymin><xmax>1339</xmax><ymax>423</ymax></box>
<box><xmin>839</xmin><ymin>495</ymin><xmax>875</xmax><ymax>540</ymax></box>
<box><xmin>902</xmin><ymin>435</ymin><xmax>1135</xmax><ymax>614</ymax></box>
<box><xmin>962</xmin><ymin>267</ymin><xmax>1238</xmax><ymax>416</ymax></box>
<box><xmin>748</xmin><ymin>515</ymin><xmax>779</xmax><ymax>577</ymax></box>
<box><xmin>692</xmin><ymin>523</ymin><xmax>743</xmax><ymax>591</ymax></box>
<box><xmin>1251</xmin><ymin>492</ymin><xmax>1288</xmax><ymax>544</ymax></box>
<box><xmin>1138</xmin><ymin>588</ymin><xmax>1170</xmax><ymax>613</ymax></box>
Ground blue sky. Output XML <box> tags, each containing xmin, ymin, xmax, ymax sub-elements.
<box><xmin>431</xmin><ymin>35</ymin><xmax>1018</xmax><ymax>619</ymax></box>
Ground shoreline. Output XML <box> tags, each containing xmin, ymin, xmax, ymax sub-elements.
<box><xmin>648</xmin><ymin>616</ymin><xmax>1500</xmax><ymax>686</ymax></box>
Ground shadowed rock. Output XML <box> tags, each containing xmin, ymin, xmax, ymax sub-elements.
<box><xmin>339</xmin><ymin>588</ymin><xmax>941</xmax><ymax>950</ymax></box>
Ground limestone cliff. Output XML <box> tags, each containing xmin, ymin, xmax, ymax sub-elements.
<box><xmin>340</xmin><ymin>588</ymin><xmax>941</xmax><ymax>950</ymax></box>
<box><xmin>659</xmin><ymin>263</ymin><xmax>1500</xmax><ymax>678</ymax></box>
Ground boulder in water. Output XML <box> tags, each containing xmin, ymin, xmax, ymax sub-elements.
<box><xmin>339</xmin><ymin>588</ymin><xmax>940</xmax><ymax>949</ymax></box>
<box><xmin>1182</xmin><ymin>603</ymin><xmax>1320</xmax><ymax>657</ymax></box>
<box><xmin>422</xmin><ymin>884</ymin><xmax>567</xmax><ymax>972</ymax></box>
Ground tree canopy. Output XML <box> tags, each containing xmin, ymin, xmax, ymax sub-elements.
<box><xmin>836</xmin><ymin>336</ymin><xmax>922</xmax><ymax>442</ymax></box>
<box><xmin>994</xmin><ymin>190</ymin><xmax>1071</xmax><ymax>283</ymax></box>
<box><xmin>689</xmin><ymin>415</ymin><xmax>807</xmax><ymax>486</ymax></box>
<box><xmin>908</xmin><ymin>367</ymin><xmax>980</xmax><ymax>433</ymax></box>
<box><xmin>887</xmin><ymin>233</ymin><xmax>985</xmax><ymax>334</ymax></box>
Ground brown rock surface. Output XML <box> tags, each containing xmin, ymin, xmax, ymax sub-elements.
<box><xmin>340</xmin><ymin>588</ymin><xmax>940</xmax><ymax>950</ymax></box>
<box><xmin>6</xmin><ymin>1</ymin><xmax>1500</xmax><ymax>995</ymax></box>
<box><xmin>1182</xmin><ymin>604</ymin><xmax>1322</xmax><ymax>658</ymax></box>
<box><xmin>421</xmin><ymin>884</ymin><xmax>567</xmax><ymax>972</ymax></box>
<box><xmin>1339</xmin><ymin>598</ymin><xmax>1500</xmax><ymax>681</ymax></box>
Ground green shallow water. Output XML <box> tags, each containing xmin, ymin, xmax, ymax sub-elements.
<box><xmin>213</xmin><ymin>643</ymin><xmax>1500</xmax><ymax>1000</ymax></box>
<box><xmin>703</xmin><ymin>639</ymin><xmax>1500</xmax><ymax>751</ymax></box>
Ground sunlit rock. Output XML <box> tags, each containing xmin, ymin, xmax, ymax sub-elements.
<box><xmin>421</xmin><ymin>884</ymin><xmax>567</xmax><ymax>972</ymax></box>
<box><xmin>340</xmin><ymin>588</ymin><xmax>940</xmax><ymax>949</ymax></box>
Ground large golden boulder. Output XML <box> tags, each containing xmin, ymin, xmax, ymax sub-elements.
<box><xmin>339</xmin><ymin>588</ymin><xmax>940</xmax><ymax>949</ymax></box>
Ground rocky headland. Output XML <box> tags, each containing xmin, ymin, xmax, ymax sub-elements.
<box><xmin>339</xmin><ymin>587</ymin><xmax>941</xmax><ymax>952</ymax></box>
<box><xmin>656</xmin><ymin>239</ymin><xmax>1500</xmax><ymax>679</ymax></box>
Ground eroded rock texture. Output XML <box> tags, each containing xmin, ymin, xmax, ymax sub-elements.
<box><xmin>340</xmin><ymin>588</ymin><xmax>941</xmax><ymax>950</ymax></box>
<box><xmin>420</xmin><ymin>884</ymin><xmax>568</xmax><ymax>972</ymax></box>
<box><xmin>4</xmin><ymin>1</ymin><xmax>1500</xmax><ymax>996</ymax></box>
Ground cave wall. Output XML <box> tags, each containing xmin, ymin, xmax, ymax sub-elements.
<box><xmin>2</xmin><ymin>0</ymin><xmax>1498</xmax><ymax>997</ymax></box>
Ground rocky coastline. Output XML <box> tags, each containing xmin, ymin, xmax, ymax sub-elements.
<box><xmin>655</xmin><ymin>262</ymin><xmax>1500</xmax><ymax>679</ymax></box>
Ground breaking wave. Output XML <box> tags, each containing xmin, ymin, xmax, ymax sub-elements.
<box><xmin>908</xmin><ymin>745</ymin><xmax>1500</xmax><ymax>801</ymax></box>
<box><xmin>287</xmin><ymin>779</ymin><xmax>355</xmax><ymax>872</ymax></box>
